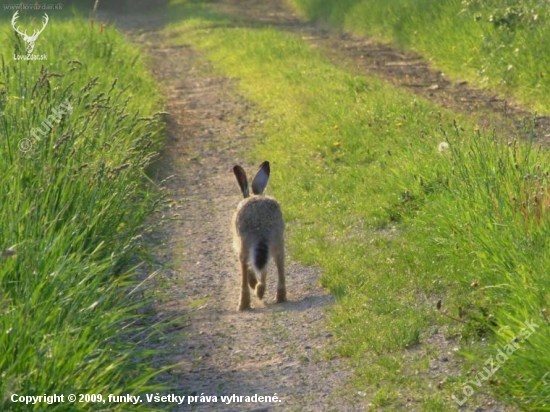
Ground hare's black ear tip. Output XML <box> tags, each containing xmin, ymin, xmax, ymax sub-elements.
<box><xmin>260</xmin><ymin>160</ymin><xmax>270</xmax><ymax>173</ymax></box>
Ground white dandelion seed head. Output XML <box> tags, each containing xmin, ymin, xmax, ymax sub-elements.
<box><xmin>438</xmin><ymin>141</ymin><xmax>450</xmax><ymax>153</ymax></box>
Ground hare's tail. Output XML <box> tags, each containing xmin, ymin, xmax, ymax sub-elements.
<box><xmin>250</xmin><ymin>240</ymin><xmax>269</xmax><ymax>274</ymax></box>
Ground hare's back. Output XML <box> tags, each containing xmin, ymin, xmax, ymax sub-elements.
<box><xmin>234</xmin><ymin>196</ymin><xmax>284</xmax><ymax>236</ymax></box>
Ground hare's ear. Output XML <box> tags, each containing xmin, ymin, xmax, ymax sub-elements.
<box><xmin>233</xmin><ymin>165</ymin><xmax>250</xmax><ymax>198</ymax></box>
<box><xmin>251</xmin><ymin>161</ymin><xmax>270</xmax><ymax>195</ymax></box>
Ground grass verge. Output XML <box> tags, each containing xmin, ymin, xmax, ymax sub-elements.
<box><xmin>164</xmin><ymin>1</ymin><xmax>550</xmax><ymax>410</ymax></box>
<box><xmin>289</xmin><ymin>0</ymin><xmax>550</xmax><ymax>114</ymax></box>
<box><xmin>0</xmin><ymin>12</ymin><xmax>165</xmax><ymax>411</ymax></box>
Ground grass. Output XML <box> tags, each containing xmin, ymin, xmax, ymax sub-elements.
<box><xmin>0</xmin><ymin>11</ymin><xmax>165</xmax><ymax>411</ymax></box>
<box><xmin>164</xmin><ymin>1</ymin><xmax>549</xmax><ymax>410</ymax></box>
<box><xmin>289</xmin><ymin>0</ymin><xmax>550</xmax><ymax>114</ymax></box>
<box><xmin>426</xmin><ymin>129</ymin><xmax>550</xmax><ymax>409</ymax></box>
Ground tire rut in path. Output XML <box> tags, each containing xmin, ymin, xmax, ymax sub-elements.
<box><xmin>139</xmin><ymin>34</ymin><xmax>369</xmax><ymax>411</ymax></box>
<box><xmin>215</xmin><ymin>0</ymin><xmax>550</xmax><ymax>143</ymax></box>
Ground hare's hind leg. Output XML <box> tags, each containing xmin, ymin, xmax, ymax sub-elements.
<box><xmin>247</xmin><ymin>266</ymin><xmax>258</xmax><ymax>289</ymax></box>
<box><xmin>272</xmin><ymin>239</ymin><xmax>286</xmax><ymax>303</ymax></box>
<box><xmin>238</xmin><ymin>253</ymin><xmax>251</xmax><ymax>311</ymax></box>
<box><xmin>256</xmin><ymin>270</ymin><xmax>267</xmax><ymax>300</ymax></box>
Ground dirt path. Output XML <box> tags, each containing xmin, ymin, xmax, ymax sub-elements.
<box><xmin>122</xmin><ymin>20</ymin><xmax>369</xmax><ymax>412</ymax></box>
<box><xmin>105</xmin><ymin>0</ymin><xmax>549</xmax><ymax>410</ymax></box>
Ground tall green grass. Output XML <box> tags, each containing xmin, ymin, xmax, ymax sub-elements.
<box><xmin>0</xmin><ymin>13</ymin><xmax>164</xmax><ymax>410</ymax></box>
<box><xmin>166</xmin><ymin>1</ymin><xmax>549</xmax><ymax>409</ymax></box>
<box><xmin>425</xmin><ymin>129</ymin><xmax>550</xmax><ymax>410</ymax></box>
<box><xmin>290</xmin><ymin>0</ymin><xmax>550</xmax><ymax>113</ymax></box>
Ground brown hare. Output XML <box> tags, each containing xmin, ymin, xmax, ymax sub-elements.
<box><xmin>232</xmin><ymin>161</ymin><xmax>286</xmax><ymax>311</ymax></box>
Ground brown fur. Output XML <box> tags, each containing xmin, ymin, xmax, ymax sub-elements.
<box><xmin>232</xmin><ymin>188</ymin><xmax>285</xmax><ymax>310</ymax></box>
